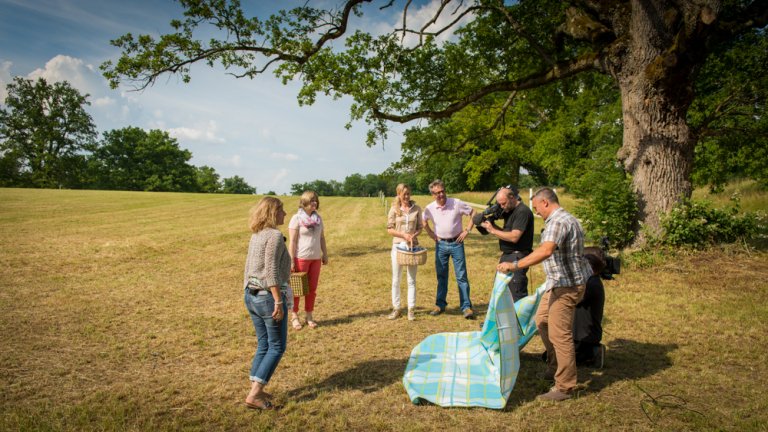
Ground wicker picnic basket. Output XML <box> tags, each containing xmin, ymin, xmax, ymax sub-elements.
<box><xmin>290</xmin><ymin>272</ymin><xmax>309</xmax><ymax>296</ymax></box>
<box><xmin>396</xmin><ymin>241</ymin><xmax>428</xmax><ymax>266</ymax></box>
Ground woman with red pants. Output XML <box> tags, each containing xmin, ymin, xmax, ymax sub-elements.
<box><xmin>288</xmin><ymin>190</ymin><xmax>328</xmax><ymax>330</ymax></box>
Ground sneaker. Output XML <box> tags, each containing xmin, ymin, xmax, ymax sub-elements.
<box><xmin>387</xmin><ymin>309</ymin><xmax>401</xmax><ymax>320</ymax></box>
<box><xmin>593</xmin><ymin>344</ymin><xmax>606</xmax><ymax>369</ymax></box>
<box><xmin>537</xmin><ymin>388</ymin><xmax>571</xmax><ymax>402</ymax></box>
<box><xmin>463</xmin><ymin>308</ymin><xmax>475</xmax><ymax>319</ymax></box>
<box><xmin>407</xmin><ymin>309</ymin><xmax>415</xmax><ymax>321</ymax></box>
<box><xmin>429</xmin><ymin>307</ymin><xmax>444</xmax><ymax>316</ymax></box>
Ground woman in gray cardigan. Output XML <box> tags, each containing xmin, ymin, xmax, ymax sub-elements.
<box><xmin>243</xmin><ymin>196</ymin><xmax>291</xmax><ymax>410</ymax></box>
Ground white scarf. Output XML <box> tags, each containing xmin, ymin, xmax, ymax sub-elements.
<box><xmin>297</xmin><ymin>208</ymin><xmax>320</xmax><ymax>229</ymax></box>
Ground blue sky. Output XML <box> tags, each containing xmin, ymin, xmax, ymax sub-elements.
<box><xmin>0</xmin><ymin>0</ymin><xmax>462</xmax><ymax>194</ymax></box>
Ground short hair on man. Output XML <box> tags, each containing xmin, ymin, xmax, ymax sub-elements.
<box><xmin>533</xmin><ymin>187</ymin><xmax>559</xmax><ymax>204</ymax></box>
<box><xmin>429</xmin><ymin>179</ymin><xmax>445</xmax><ymax>192</ymax></box>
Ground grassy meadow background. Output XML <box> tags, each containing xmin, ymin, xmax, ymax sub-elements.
<box><xmin>1</xmin><ymin>186</ymin><xmax>767</xmax><ymax>431</ymax></box>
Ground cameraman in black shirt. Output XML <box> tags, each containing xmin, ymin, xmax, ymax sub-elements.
<box><xmin>477</xmin><ymin>186</ymin><xmax>534</xmax><ymax>302</ymax></box>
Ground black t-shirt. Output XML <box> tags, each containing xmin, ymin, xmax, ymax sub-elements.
<box><xmin>499</xmin><ymin>202</ymin><xmax>534</xmax><ymax>254</ymax></box>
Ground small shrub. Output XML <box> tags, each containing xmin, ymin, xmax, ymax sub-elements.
<box><xmin>658</xmin><ymin>195</ymin><xmax>765</xmax><ymax>248</ymax></box>
<box><xmin>570</xmin><ymin>163</ymin><xmax>638</xmax><ymax>248</ymax></box>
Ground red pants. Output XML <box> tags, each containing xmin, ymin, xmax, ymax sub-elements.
<box><xmin>293</xmin><ymin>258</ymin><xmax>321</xmax><ymax>313</ymax></box>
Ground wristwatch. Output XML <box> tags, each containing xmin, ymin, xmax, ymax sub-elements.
<box><xmin>513</xmin><ymin>260</ymin><xmax>519</xmax><ymax>271</ymax></box>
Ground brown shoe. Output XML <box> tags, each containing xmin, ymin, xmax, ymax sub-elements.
<box><xmin>429</xmin><ymin>307</ymin><xmax>444</xmax><ymax>316</ymax></box>
<box><xmin>537</xmin><ymin>388</ymin><xmax>572</xmax><ymax>402</ymax></box>
<box><xmin>463</xmin><ymin>308</ymin><xmax>475</xmax><ymax>319</ymax></box>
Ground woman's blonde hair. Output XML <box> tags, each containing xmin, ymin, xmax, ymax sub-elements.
<box><xmin>392</xmin><ymin>183</ymin><xmax>412</xmax><ymax>216</ymax></box>
<box><xmin>299</xmin><ymin>190</ymin><xmax>320</xmax><ymax>212</ymax></box>
<box><xmin>249</xmin><ymin>196</ymin><xmax>284</xmax><ymax>232</ymax></box>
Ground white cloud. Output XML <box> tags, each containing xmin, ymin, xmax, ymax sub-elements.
<box><xmin>93</xmin><ymin>96</ymin><xmax>115</xmax><ymax>107</ymax></box>
<box><xmin>0</xmin><ymin>60</ymin><xmax>12</xmax><ymax>101</ymax></box>
<box><xmin>166</xmin><ymin>120</ymin><xmax>226</xmax><ymax>144</ymax></box>
<box><xmin>28</xmin><ymin>55</ymin><xmax>97</xmax><ymax>94</ymax></box>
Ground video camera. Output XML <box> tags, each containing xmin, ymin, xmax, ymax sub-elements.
<box><xmin>472</xmin><ymin>185</ymin><xmax>520</xmax><ymax>235</ymax></box>
<box><xmin>599</xmin><ymin>237</ymin><xmax>621</xmax><ymax>280</ymax></box>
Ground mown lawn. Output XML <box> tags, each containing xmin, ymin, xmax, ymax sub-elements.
<box><xmin>1</xmin><ymin>187</ymin><xmax>766</xmax><ymax>431</ymax></box>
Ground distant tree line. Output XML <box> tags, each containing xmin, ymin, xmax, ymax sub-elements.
<box><xmin>290</xmin><ymin>171</ymin><xmax>538</xmax><ymax>197</ymax></box>
<box><xmin>0</xmin><ymin>77</ymin><xmax>256</xmax><ymax>194</ymax></box>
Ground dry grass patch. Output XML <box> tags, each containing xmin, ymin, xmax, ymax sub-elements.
<box><xmin>1</xmin><ymin>188</ymin><xmax>767</xmax><ymax>431</ymax></box>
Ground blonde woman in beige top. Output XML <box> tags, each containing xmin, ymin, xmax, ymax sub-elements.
<box><xmin>386</xmin><ymin>184</ymin><xmax>423</xmax><ymax>321</ymax></box>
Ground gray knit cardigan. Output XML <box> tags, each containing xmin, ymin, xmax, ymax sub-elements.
<box><xmin>243</xmin><ymin>228</ymin><xmax>291</xmax><ymax>290</ymax></box>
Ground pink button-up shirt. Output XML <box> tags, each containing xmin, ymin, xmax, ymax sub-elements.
<box><xmin>423</xmin><ymin>198</ymin><xmax>473</xmax><ymax>239</ymax></box>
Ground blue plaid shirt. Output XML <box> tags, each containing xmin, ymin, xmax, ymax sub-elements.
<box><xmin>540</xmin><ymin>207</ymin><xmax>587</xmax><ymax>290</ymax></box>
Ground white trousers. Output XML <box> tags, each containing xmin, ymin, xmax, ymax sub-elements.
<box><xmin>391</xmin><ymin>245</ymin><xmax>417</xmax><ymax>309</ymax></box>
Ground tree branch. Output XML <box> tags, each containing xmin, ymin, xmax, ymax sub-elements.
<box><xmin>492</xmin><ymin>4</ymin><xmax>556</xmax><ymax>66</ymax></box>
<box><xmin>373</xmin><ymin>53</ymin><xmax>600</xmax><ymax>122</ymax></box>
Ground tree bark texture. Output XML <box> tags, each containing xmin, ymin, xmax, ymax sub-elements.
<box><xmin>598</xmin><ymin>0</ymin><xmax>718</xmax><ymax>240</ymax></box>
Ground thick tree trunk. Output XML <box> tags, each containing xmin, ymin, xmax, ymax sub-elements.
<box><xmin>605</xmin><ymin>0</ymin><xmax>708</xmax><ymax>245</ymax></box>
<box><xmin>617</xmin><ymin>83</ymin><xmax>694</xmax><ymax>242</ymax></box>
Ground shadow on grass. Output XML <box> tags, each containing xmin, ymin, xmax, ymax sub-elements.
<box><xmin>318</xmin><ymin>309</ymin><xmax>394</xmax><ymax>327</ymax></box>
<box><xmin>284</xmin><ymin>358</ymin><xmax>408</xmax><ymax>402</ymax></box>
<box><xmin>336</xmin><ymin>245</ymin><xmax>391</xmax><ymax>257</ymax></box>
<box><xmin>505</xmin><ymin>338</ymin><xmax>678</xmax><ymax>409</ymax></box>
<box><xmin>579</xmin><ymin>338</ymin><xmax>678</xmax><ymax>393</ymax></box>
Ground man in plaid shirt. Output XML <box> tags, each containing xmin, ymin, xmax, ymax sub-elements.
<box><xmin>498</xmin><ymin>187</ymin><xmax>588</xmax><ymax>402</ymax></box>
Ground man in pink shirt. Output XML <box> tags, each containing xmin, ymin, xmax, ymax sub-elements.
<box><xmin>423</xmin><ymin>179</ymin><xmax>477</xmax><ymax>319</ymax></box>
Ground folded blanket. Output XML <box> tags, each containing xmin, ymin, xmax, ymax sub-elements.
<box><xmin>402</xmin><ymin>272</ymin><xmax>546</xmax><ymax>409</ymax></box>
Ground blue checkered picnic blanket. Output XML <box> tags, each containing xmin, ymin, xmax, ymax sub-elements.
<box><xmin>402</xmin><ymin>272</ymin><xmax>546</xmax><ymax>409</ymax></box>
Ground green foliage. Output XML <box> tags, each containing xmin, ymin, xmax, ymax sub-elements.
<box><xmin>689</xmin><ymin>29</ymin><xmax>768</xmax><ymax>191</ymax></box>
<box><xmin>290</xmin><ymin>179</ymin><xmax>341</xmax><ymax>196</ymax></box>
<box><xmin>656</xmin><ymin>196</ymin><xmax>765</xmax><ymax>248</ymax></box>
<box><xmin>290</xmin><ymin>171</ymin><xmax>431</xmax><ymax>197</ymax></box>
<box><xmin>568</xmin><ymin>147</ymin><xmax>638</xmax><ymax>248</ymax></box>
<box><xmin>220</xmin><ymin>176</ymin><xmax>256</xmax><ymax>194</ymax></box>
<box><xmin>89</xmin><ymin>127</ymin><xmax>198</xmax><ymax>192</ymax></box>
<box><xmin>195</xmin><ymin>165</ymin><xmax>221</xmax><ymax>193</ymax></box>
<box><xmin>0</xmin><ymin>77</ymin><xmax>96</xmax><ymax>188</ymax></box>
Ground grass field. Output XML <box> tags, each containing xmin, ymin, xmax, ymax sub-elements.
<box><xmin>1</xmin><ymin>187</ymin><xmax>767</xmax><ymax>431</ymax></box>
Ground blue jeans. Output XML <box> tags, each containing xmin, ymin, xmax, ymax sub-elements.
<box><xmin>434</xmin><ymin>240</ymin><xmax>472</xmax><ymax>311</ymax></box>
<box><xmin>244</xmin><ymin>289</ymin><xmax>287</xmax><ymax>384</ymax></box>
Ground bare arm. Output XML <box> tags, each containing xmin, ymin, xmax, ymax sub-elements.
<box><xmin>320</xmin><ymin>231</ymin><xmax>328</xmax><ymax>265</ymax></box>
<box><xmin>457</xmin><ymin>208</ymin><xmax>476</xmax><ymax>242</ymax></box>
<box><xmin>423</xmin><ymin>219</ymin><xmax>437</xmax><ymax>242</ymax></box>
<box><xmin>497</xmin><ymin>241</ymin><xmax>557</xmax><ymax>273</ymax></box>
<box><xmin>481</xmin><ymin>221</ymin><xmax>523</xmax><ymax>243</ymax></box>
<box><xmin>288</xmin><ymin>227</ymin><xmax>299</xmax><ymax>271</ymax></box>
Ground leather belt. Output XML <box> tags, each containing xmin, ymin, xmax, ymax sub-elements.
<box><xmin>439</xmin><ymin>236</ymin><xmax>460</xmax><ymax>243</ymax></box>
<box><xmin>247</xmin><ymin>288</ymin><xmax>269</xmax><ymax>296</ymax></box>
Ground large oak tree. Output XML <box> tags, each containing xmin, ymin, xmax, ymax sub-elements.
<box><xmin>1</xmin><ymin>77</ymin><xmax>96</xmax><ymax>188</ymax></box>
<box><xmin>102</xmin><ymin>0</ymin><xmax>768</xmax><ymax>241</ymax></box>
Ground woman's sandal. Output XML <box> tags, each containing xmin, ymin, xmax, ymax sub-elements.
<box><xmin>291</xmin><ymin>316</ymin><xmax>303</xmax><ymax>330</ymax></box>
<box><xmin>245</xmin><ymin>398</ymin><xmax>274</xmax><ymax>410</ymax></box>
<box><xmin>306</xmin><ymin>320</ymin><xmax>318</xmax><ymax>329</ymax></box>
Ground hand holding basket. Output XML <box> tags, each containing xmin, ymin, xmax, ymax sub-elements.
<box><xmin>396</xmin><ymin>240</ymin><xmax>427</xmax><ymax>266</ymax></box>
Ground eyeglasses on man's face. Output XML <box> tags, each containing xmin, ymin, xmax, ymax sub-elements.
<box><xmin>431</xmin><ymin>189</ymin><xmax>445</xmax><ymax>196</ymax></box>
